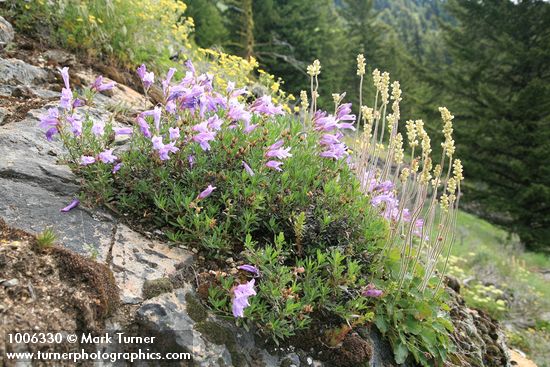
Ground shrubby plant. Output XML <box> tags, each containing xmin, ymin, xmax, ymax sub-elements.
<box><xmin>41</xmin><ymin>53</ymin><xmax>462</xmax><ymax>365</ymax></box>
<box><xmin>6</xmin><ymin>0</ymin><xmax>193</xmax><ymax>69</ymax></box>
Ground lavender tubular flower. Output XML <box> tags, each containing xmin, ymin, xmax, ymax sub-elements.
<box><xmin>238</xmin><ymin>264</ymin><xmax>260</xmax><ymax>277</ymax></box>
<box><xmin>91</xmin><ymin>75</ymin><xmax>116</xmax><ymax>92</ymax></box>
<box><xmin>80</xmin><ymin>156</ymin><xmax>96</xmax><ymax>166</ymax></box>
<box><xmin>98</xmin><ymin>149</ymin><xmax>117</xmax><ymax>164</ymax></box>
<box><xmin>60</xmin><ymin>88</ymin><xmax>73</xmax><ymax>110</ymax></box>
<box><xmin>60</xmin><ymin>198</ymin><xmax>80</xmax><ymax>212</ymax></box>
<box><xmin>91</xmin><ymin>121</ymin><xmax>105</xmax><ymax>136</ymax></box>
<box><xmin>242</xmin><ymin>161</ymin><xmax>255</xmax><ymax>176</ymax></box>
<box><xmin>112</xmin><ymin>163</ymin><xmax>123</xmax><ymax>174</ymax></box>
<box><xmin>169</xmin><ymin>127</ymin><xmax>180</xmax><ymax>141</ymax></box>
<box><xmin>67</xmin><ymin>115</ymin><xmax>82</xmax><ymax>137</ymax></box>
<box><xmin>158</xmin><ymin>142</ymin><xmax>179</xmax><ymax>161</ymax></box>
<box><xmin>249</xmin><ymin>95</ymin><xmax>284</xmax><ymax>116</ymax></box>
<box><xmin>137</xmin><ymin>116</ymin><xmax>152</xmax><ymax>138</ymax></box>
<box><xmin>137</xmin><ymin>64</ymin><xmax>154</xmax><ymax>90</ymax></box>
<box><xmin>60</xmin><ymin>67</ymin><xmax>70</xmax><ymax>89</ymax></box>
<box><xmin>266</xmin><ymin>160</ymin><xmax>284</xmax><ymax>171</ymax></box>
<box><xmin>162</xmin><ymin>67</ymin><xmax>177</xmax><ymax>95</ymax></box>
<box><xmin>232</xmin><ymin>279</ymin><xmax>256</xmax><ymax>318</ymax></box>
<box><xmin>39</xmin><ymin>108</ymin><xmax>60</xmax><ymax>140</ymax></box>
<box><xmin>362</xmin><ymin>283</ymin><xmax>383</xmax><ymax>298</ymax></box>
<box><xmin>115</xmin><ymin>127</ymin><xmax>133</xmax><ymax>136</ymax></box>
<box><xmin>197</xmin><ymin>185</ymin><xmax>216</xmax><ymax>200</ymax></box>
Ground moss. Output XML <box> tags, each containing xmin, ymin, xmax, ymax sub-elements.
<box><xmin>53</xmin><ymin>246</ymin><xmax>119</xmax><ymax>318</ymax></box>
<box><xmin>195</xmin><ymin>321</ymin><xmax>247</xmax><ymax>367</ymax></box>
<box><xmin>185</xmin><ymin>292</ymin><xmax>208</xmax><ymax>322</ymax></box>
<box><xmin>142</xmin><ymin>278</ymin><xmax>173</xmax><ymax>300</ymax></box>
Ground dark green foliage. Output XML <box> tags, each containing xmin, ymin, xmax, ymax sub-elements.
<box><xmin>442</xmin><ymin>0</ymin><xmax>550</xmax><ymax>251</ymax></box>
<box><xmin>252</xmin><ymin>0</ymin><xmax>348</xmax><ymax>105</ymax></box>
<box><xmin>186</xmin><ymin>0</ymin><xmax>228</xmax><ymax>48</ymax></box>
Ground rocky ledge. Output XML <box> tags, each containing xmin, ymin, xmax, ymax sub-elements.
<box><xmin>0</xmin><ymin>17</ymin><xmax>519</xmax><ymax>367</ymax></box>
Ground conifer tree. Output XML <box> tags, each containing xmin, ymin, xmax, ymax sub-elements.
<box><xmin>443</xmin><ymin>0</ymin><xmax>550</xmax><ymax>251</ymax></box>
<box><xmin>185</xmin><ymin>0</ymin><xmax>228</xmax><ymax>48</ymax></box>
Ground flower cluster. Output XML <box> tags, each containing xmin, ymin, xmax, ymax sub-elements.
<box><xmin>39</xmin><ymin>67</ymin><xmax>115</xmax><ymax>144</ymax></box>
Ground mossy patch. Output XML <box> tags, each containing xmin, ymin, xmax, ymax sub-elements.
<box><xmin>195</xmin><ymin>321</ymin><xmax>247</xmax><ymax>367</ymax></box>
<box><xmin>185</xmin><ymin>292</ymin><xmax>208</xmax><ymax>322</ymax></box>
<box><xmin>142</xmin><ymin>278</ymin><xmax>173</xmax><ymax>300</ymax></box>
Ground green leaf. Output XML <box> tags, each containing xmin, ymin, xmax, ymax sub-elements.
<box><xmin>394</xmin><ymin>342</ymin><xmax>409</xmax><ymax>364</ymax></box>
<box><xmin>375</xmin><ymin>314</ymin><xmax>388</xmax><ymax>334</ymax></box>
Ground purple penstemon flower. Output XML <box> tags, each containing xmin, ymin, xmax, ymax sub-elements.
<box><xmin>80</xmin><ymin>155</ymin><xmax>96</xmax><ymax>166</ymax></box>
<box><xmin>91</xmin><ymin>120</ymin><xmax>105</xmax><ymax>136</ymax></box>
<box><xmin>60</xmin><ymin>87</ymin><xmax>73</xmax><ymax>110</ymax></box>
<box><xmin>39</xmin><ymin>108</ymin><xmax>60</xmax><ymax>140</ymax></box>
<box><xmin>91</xmin><ymin>75</ymin><xmax>116</xmax><ymax>92</ymax></box>
<box><xmin>207</xmin><ymin>115</ymin><xmax>223</xmax><ymax>131</ymax></box>
<box><xmin>249</xmin><ymin>95</ymin><xmax>284</xmax><ymax>116</ymax></box>
<box><xmin>197</xmin><ymin>185</ymin><xmax>216</xmax><ymax>200</ymax></box>
<box><xmin>165</xmin><ymin>100</ymin><xmax>177</xmax><ymax>114</ymax></box>
<box><xmin>265</xmin><ymin>160</ymin><xmax>284</xmax><ymax>171</ymax></box>
<box><xmin>371</xmin><ymin>180</ymin><xmax>394</xmax><ymax>193</ymax></box>
<box><xmin>162</xmin><ymin>67</ymin><xmax>177</xmax><ymax>96</ymax></box>
<box><xmin>39</xmin><ymin>108</ymin><xmax>59</xmax><ymax>129</ymax></box>
<box><xmin>112</xmin><ymin>162</ymin><xmax>123</xmax><ymax>174</ymax></box>
<box><xmin>137</xmin><ymin>116</ymin><xmax>152</xmax><ymax>138</ymax></box>
<box><xmin>72</xmin><ymin>98</ymin><xmax>85</xmax><ymax>108</ymax></box>
<box><xmin>98</xmin><ymin>149</ymin><xmax>117</xmax><ymax>164</ymax></box>
<box><xmin>143</xmin><ymin>72</ymin><xmax>155</xmax><ymax>89</ymax></box>
<box><xmin>227</xmin><ymin>99</ymin><xmax>251</xmax><ymax>124</ymax></box>
<box><xmin>60</xmin><ymin>67</ymin><xmax>70</xmax><ymax>89</ymax></box>
<box><xmin>238</xmin><ymin>264</ymin><xmax>260</xmax><ymax>277</ymax></box>
<box><xmin>152</xmin><ymin>136</ymin><xmax>164</xmax><ymax>150</ymax></box>
<box><xmin>137</xmin><ymin>64</ymin><xmax>154</xmax><ymax>89</ymax></box>
<box><xmin>320</xmin><ymin>142</ymin><xmax>348</xmax><ymax>160</ymax></box>
<box><xmin>114</xmin><ymin>127</ymin><xmax>133</xmax><ymax>136</ymax></box>
<box><xmin>169</xmin><ymin>127</ymin><xmax>180</xmax><ymax>141</ymax></box>
<box><xmin>265</xmin><ymin>140</ymin><xmax>292</xmax><ymax>159</ymax></box>
<box><xmin>142</xmin><ymin>106</ymin><xmax>162</xmax><ymax>131</ymax></box>
<box><xmin>362</xmin><ymin>283</ymin><xmax>383</xmax><ymax>298</ymax></box>
<box><xmin>336</xmin><ymin>103</ymin><xmax>356</xmax><ymax>122</ymax></box>
<box><xmin>192</xmin><ymin>121</ymin><xmax>216</xmax><ymax>151</ymax></box>
<box><xmin>60</xmin><ymin>198</ymin><xmax>80</xmax><ymax>212</ymax></box>
<box><xmin>158</xmin><ymin>142</ymin><xmax>179</xmax><ymax>161</ymax></box>
<box><xmin>243</xmin><ymin>122</ymin><xmax>259</xmax><ymax>134</ymax></box>
<box><xmin>137</xmin><ymin>64</ymin><xmax>147</xmax><ymax>80</ymax></box>
<box><xmin>320</xmin><ymin>132</ymin><xmax>343</xmax><ymax>145</ymax></box>
<box><xmin>242</xmin><ymin>161</ymin><xmax>255</xmax><ymax>176</ymax></box>
<box><xmin>232</xmin><ymin>279</ymin><xmax>256</xmax><ymax>318</ymax></box>
<box><xmin>226</xmin><ymin>81</ymin><xmax>247</xmax><ymax>98</ymax></box>
<box><xmin>66</xmin><ymin>115</ymin><xmax>82</xmax><ymax>137</ymax></box>
<box><xmin>371</xmin><ymin>192</ymin><xmax>399</xmax><ymax>220</ymax></box>
<box><xmin>185</xmin><ymin>59</ymin><xmax>196</xmax><ymax>75</ymax></box>
<box><xmin>188</xmin><ymin>155</ymin><xmax>195</xmax><ymax>169</ymax></box>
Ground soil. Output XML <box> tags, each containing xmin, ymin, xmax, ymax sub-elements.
<box><xmin>0</xmin><ymin>219</ymin><xmax>119</xmax><ymax>366</ymax></box>
<box><xmin>0</xmin><ymin>94</ymin><xmax>53</xmax><ymax>126</ymax></box>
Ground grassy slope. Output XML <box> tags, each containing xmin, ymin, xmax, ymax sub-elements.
<box><xmin>450</xmin><ymin>211</ymin><xmax>550</xmax><ymax>367</ymax></box>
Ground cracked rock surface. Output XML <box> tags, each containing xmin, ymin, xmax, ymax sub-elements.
<box><xmin>0</xmin><ymin>55</ymin><xmax>191</xmax><ymax>306</ymax></box>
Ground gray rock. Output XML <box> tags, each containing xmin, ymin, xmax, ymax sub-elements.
<box><xmin>43</xmin><ymin>49</ymin><xmax>77</xmax><ymax>66</ymax></box>
<box><xmin>0</xmin><ymin>107</ymin><xmax>7</xmax><ymax>126</ymax></box>
<box><xmin>0</xmin><ymin>106</ymin><xmax>192</xmax><ymax>306</ymax></box>
<box><xmin>2</xmin><ymin>278</ymin><xmax>19</xmax><ymax>287</ymax></box>
<box><xmin>136</xmin><ymin>287</ymin><xmax>288</xmax><ymax>367</ymax></box>
<box><xmin>111</xmin><ymin>224</ymin><xmax>192</xmax><ymax>304</ymax></box>
<box><xmin>136</xmin><ymin>287</ymin><xmax>233</xmax><ymax>367</ymax></box>
<box><xmin>0</xmin><ymin>57</ymin><xmax>48</xmax><ymax>96</ymax></box>
<box><xmin>0</xmin><ymin>17</ymin><xmax>14</xmax><ymax>48</ymax></box>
